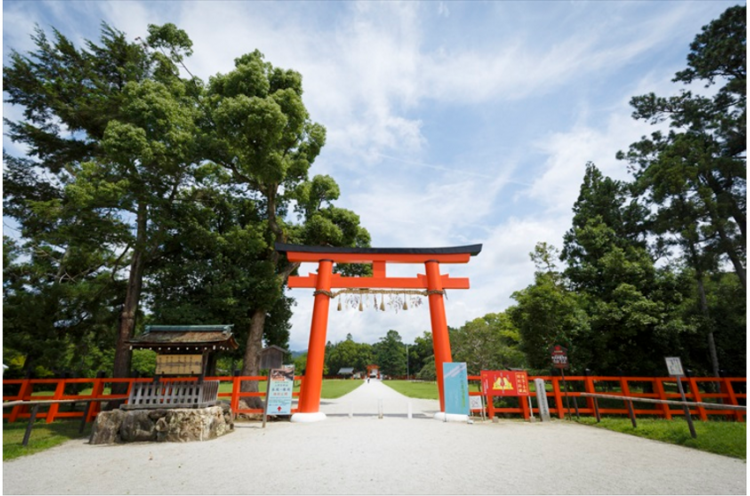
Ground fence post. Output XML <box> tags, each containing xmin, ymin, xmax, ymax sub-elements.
<box><xmin>619</xmin><ymin>376</ymin><xmax>637</xmax><ymax>427</ymax></box>
<box><xmin>721</xmin><ymin>378</ymin><xmax>743</xmax><ymax>422</ymax></box>
<box><xmin>654</xmin><ymin>378</ymin><xmax>672</xmax><ymax>420</ymax></box>
<box><xmin>687</xmin><ymin>376</ymin><xmax>707</xmax><ymax>421</ymax></box>
<box><xmin>45</xmin><ymin>379</ymin><xmax>66</xmax><ymax>424</ymax></box>
<box><xmin>552</xmin><ymin>377</ymin><xmax>565</xmax><ymax>419</ymax></box>
<box><xmin>87</xmin><ymin>372</ymin><xmax>106</xmax><ymax>422</ymax></box>
<box><xmin>9</xmin><ymin>378</ymin><xmax>33</xmax><ymax>423</ymax></box>
<box><xmin>519</xmin><ymin>395</ymin><xmax>530</xmax><ymax>420</ymax></box>
<box><xmin>231</xmin><ymin>371</ymin><xmax>241</xmax><ymax>415</ymax></box>
<box><xmin>584</xmin><ymin>371</ymin><xmax>600</xmax><ymax>422</ymax></box>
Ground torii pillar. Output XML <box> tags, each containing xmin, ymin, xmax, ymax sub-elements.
<box><xmin>277</xmin><ymin>243</ymin><xmax>482</xmax><ymax>422</ymax></box>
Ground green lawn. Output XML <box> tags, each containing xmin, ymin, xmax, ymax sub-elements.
<box><xmin>383</xmin><ymin>380</ymin><xmax>439</xmax><ymax>399</ymax></box>
<box><xmin>383</xmin><ymin>380</ymin><xmax>482</xmax><ymax>399</ymax></box>
<box><xmin>3</xmin><ymin>420</ymin><xmax>92</xmax><ymax>461</ymax></box>
<box><xmin>320</xmin><ymin>379</ymin><xmax>364</xmax><ymax>398</ymax></box>
<box><xmin>576</xmin><ymin>417</ymin><xmax>746</xmax><ymax>459</ymax></box>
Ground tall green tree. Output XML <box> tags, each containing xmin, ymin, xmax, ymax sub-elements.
<box><xmin>203</xmin><ymin>50</ymin><xmax>370</xmax><ymax>401</ymax></box>
<box><xmin>509</xmin><ymin>244</ymin><xmax>589</xmax><ymax>373</ymax></box>
<box><xmin>4</xmin><ymin>23</ymin><xmax>202</xmax><ymax>384</ymax></box>
<box><xmin>451</xmin><ymin>313</ymin><xmax>525</xmax><ymax>375</ymax></box>
<box><xmin>373</xmin><ymin>330</ymin><xmax>407</xmax><ymax>377</ymax></box>
<box><xmin>561</xmin><ymin>165</ymin><xmax>693</xmax><ymax>376</ymax></box>
<box><xmin>617</xmin><ymin>6</ymin><xmax>746</xmax><ymax>375</ymax></box>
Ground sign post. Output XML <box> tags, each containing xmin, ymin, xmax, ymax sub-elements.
<box><xmin>263</xmin><ymin>365</ymin><xmax>295</xmax><ymax>428</ymax></box>
<box><xmin>550</xmin><ymin>345</ymin><xmax>573</xmax><ymax>420</ymax></box>
<box><xmin>480</xmin><ymin>370</ymin><xmax>530</xmax><ymax>420</ymax></box>
<box><xmin>665</xmin><ymin>357</ymin><xmax>697</xmax><ymax>438</ymax></box>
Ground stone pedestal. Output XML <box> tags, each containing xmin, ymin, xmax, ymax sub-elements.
<box><xmin>89</xmin><ymin>404</ymin><xmax>233</xmax><ymax>444</ymax></box>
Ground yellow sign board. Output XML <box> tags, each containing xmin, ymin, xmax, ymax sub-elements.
<box><xmin>155</xmin><ymin>354</ymin><xmax>203</xmax><ymax>375</ymax></box>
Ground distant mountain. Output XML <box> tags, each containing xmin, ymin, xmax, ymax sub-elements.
<box><xmin>290</xmin><ymin>350</ymin><xmax>306</xmax><ymax>359</ymax></box>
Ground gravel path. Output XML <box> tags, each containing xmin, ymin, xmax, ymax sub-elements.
<box><xmin>4</xmin><ymin>380</ymin><xmax>746</xmax><ymax>495</ymax></box>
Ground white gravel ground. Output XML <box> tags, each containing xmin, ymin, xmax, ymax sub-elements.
<box><xmin>3</xmin><ymin>380</ymin><xmax>746</xmax><ymax>495</ymax></box>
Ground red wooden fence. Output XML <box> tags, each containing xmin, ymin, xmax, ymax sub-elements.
<box><xmin>3</xmin><ymin>374</ymin><xmax>745</xmax><ymax>424</ymax></box>
<box><xmin>2</xmin><ymin>376</ymin><xmax>303</xmax><ymax>424</ymax></box>
<box><xmin>467</xmin><ymin>375</ymin><xmax>745</xmax><ymax>422</ymax></box>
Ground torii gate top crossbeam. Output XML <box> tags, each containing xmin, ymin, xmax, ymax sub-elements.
<box><xmin>277</xmin><ymin>243</ymin><xmax>482</xmax><ymax>290</ymax></box>
<box><xmin>276</xmin><ymin>243</ymin><xmax>482</xmax><ymax>264</ymax></box>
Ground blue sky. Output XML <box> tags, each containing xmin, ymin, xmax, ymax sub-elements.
<box><xmin>3</xmin><ymin>1</ymin><xmax>741</xmax><ymax>351</ymax></box>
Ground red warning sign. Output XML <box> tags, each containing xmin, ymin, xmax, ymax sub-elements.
<box><xmin>481</xmin><ymin>371</ymin><xmax>530</xmax><ymax>397</ymax></box>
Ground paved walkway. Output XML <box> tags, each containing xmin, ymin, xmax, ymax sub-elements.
<box><xmin>3</xmin><ymin>380</ymin><xmax>746</xmax><ymax>495</ymax></box>
<box><xmin>318</xmin><ymin>378</ymin><xmax>440</xmax><ymax>419</ymax></box>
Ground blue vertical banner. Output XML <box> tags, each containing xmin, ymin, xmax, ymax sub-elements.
<box><xmin>443</xmin><ymin>362</ymin><xmax>470</xmax><ymax>415</ymax></box>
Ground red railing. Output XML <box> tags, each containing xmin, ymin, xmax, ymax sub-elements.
<box><xmin>2</xmin><ymin>375</ymin><xmax>303</xmax><ymax>424</ymax></box>
<box><xmin>4</xmin><ymin>374</ymin><xmax>745</xmax><ymax>424</ymax></box>
<box><xmin>467</xmin><ymin>375</ymin><xmax>746</xmax><ymax>422</ymax></box>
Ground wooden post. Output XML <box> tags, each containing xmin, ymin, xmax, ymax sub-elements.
<box><xmin>655</xmin><ymin>378</ymin><xmax>672</xmax><ymax>420</ymax></box>
<box><xmin>425</xmin><ymin>260</ymin><xmax>452</xmax><ymax>413</ymax></box>
<box><xmin>22</xmin><ymin>405</ymin><xmax>40</xmax><ymax>447</ymax></box>
<box><xmin>9</xmin><ymin>378</ymin><xmax>33</xmax><ymax>423</ymax></box>
<box><xmin>519</xmin><ymin>395</ymin><xmax>530</xmax><ymax>420</ymax></box>
<box><xmin>552</xmin><ymin>377</ymin><xmax>565</xmax><ymax>419</ymax></box>
<box><xmin>687</xmin><ymin>376</ymin><xmax>707</xmax><ymax>421</ymax></box>
<box><xmin>721</xmin><ymin>378</ymin><xmax>743</xmax><ymax>422</ymax></box>
<box><xmin>298</xmin><ymin>260</ymin><xmax>333</xmax><ymax>414</ymax></box>
<box><xmin>87</xmin><ymin>372</ymin><xmax>106</xmax><ymax>422</ymax></box>
<box><xmin>45</xmin><ymin>379</ymin><xmax>66</xmax><ymax>424</ymax></box>
<box><xmin>619</xmin><ymin>376</ymin><xmax>637</xmax><ymax>427</ymax></box>
<box><xmin>231</xmin><ymin>372</ymin><xmax>241</xmax><ymax>416</ymax></box>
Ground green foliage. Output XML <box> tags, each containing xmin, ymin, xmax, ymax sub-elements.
<box><xmin>372</xmin><ymin>330</ymin><xmax>407</xmax><ymax>377</ymax></box>
<box><xmin>451</xmin><ymin>313</ymin><xmax>525</xmax><ymax>375</ymax></box>
<box><xmin>576</xmin><ymin>417</ymin><xmax>746</xmax><ymax>460</ymax></box>
<box><xmin>509</xmin><ymin>256</ymin><xmax>589</xmax><ymax>373</ymax></box>
<box><xmin>615</xmin><ymin>6</ymin><xmax>746</xmax><ymax>376</ymax></box>
<box><xmin>3</xmin><ymin>22</ymin><xmax>370</xmax><ymax>382</ymax></box>
<box><xmin>325</xmin><ymin>337</ymin><xmax>373</xmax><ymax>376</ymax></box>
<box><xmin>408</xmin><ymin>331</ymin><xmax>434</xmax><ymax>378</ymax></box>
<box><xmin>416</xmin><ymin>361</ymin><xmax>436</xmax><ymax>381</ymax></box>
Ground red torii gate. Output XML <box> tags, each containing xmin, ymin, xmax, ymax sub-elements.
<box><xmin>276</xmin><ymin>243</ymin><xmax>482</xmax><ymax>422</ymax></box>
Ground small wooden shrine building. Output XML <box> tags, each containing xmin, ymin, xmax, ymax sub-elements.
<box><xmin>128</xmin><ymin>325</ymin><xmax>239</xmax><ymax>378</ymax></box>
<box><xmin>260</xmin><ymin>345</ymin><xmax>290</xmax><ymax>370</ymax></box>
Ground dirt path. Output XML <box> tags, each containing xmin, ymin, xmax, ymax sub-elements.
<box><xmin>3</xmin><ymin>381</ymin><xmax>746</xmax><ymax>495</ymax></box>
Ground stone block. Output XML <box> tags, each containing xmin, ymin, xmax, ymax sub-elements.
<box><xmin>89</xmin><ymin>409</ymin><xmax>126</xmax><ymax>445</ymax></box>
<box><xmin>120</xmin><ymin>410</ymin><xmax>156</xmax><ymax>442</ymax></box>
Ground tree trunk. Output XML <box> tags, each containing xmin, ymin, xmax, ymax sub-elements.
<box><xmin>112</xmin><ymin>201</ymin><xmax>148</xmax><ymax>392</ymax></box>
<box><xmin>696</xmin><ymin>276</ymin><xmax>720</xmax><ymax>378</ymax></box>
<box><xmin>239</xmin><ymin>308</ymin><xmax>266</xmax><ymax>409</ymax></box>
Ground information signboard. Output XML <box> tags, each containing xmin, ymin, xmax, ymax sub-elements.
<box><xmin>481</xmin><ymin>371</ymin><xmax>530</xmax><ymax>397</ymax></box>
<box><xmin>155</xmin><ymin>354</ymin><xmax>203</xmax><ymax>375</ymax></box>
<box><xmin>550</xmin><ymin>345</ymin><xmax>569</xmax><ymax>369</ymax></box>
<box><xmin>665</xmin><ymin>357</ymin><xmax>684</xmax><ymax>377</ymax></box>
<box><xmin>265</xmin><ymin>365</ymin><xmax>295</xmax><ymax>416</ymax></box>
<box><xmin>443</xmin><ymin>362</ymin><xmax>470</xmax><ymax>415</ymax></box>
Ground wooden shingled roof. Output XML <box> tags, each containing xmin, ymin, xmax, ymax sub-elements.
<box><xmin>128</xmin><ymin>325</ymin><xmax>239</xmax><ymax>351</ymax></box>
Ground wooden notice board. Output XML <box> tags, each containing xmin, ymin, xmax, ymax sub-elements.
<box><xmin>155</xmin><ymin>354</ymin><xmax>203</xmax><ymax>375</ymax></box>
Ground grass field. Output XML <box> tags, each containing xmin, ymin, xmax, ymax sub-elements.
<box><xmin>320</xmin><ymin>379</ymin><xmax>363</xmax><ymax>398</ymax></box>
<box><xmin>3</xmin><ymin>420</ymin><xmax>92</xmax><ymax>461</ymax></box>
<box><xmin>576</xmin><ymin>417</ymin><xmax>746</xmax><ymax>459</ymax></box>
<box><xmin>382</xmin><ymin>380</ymin><xmax>480</xmax><ymax>399</ymax></box>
